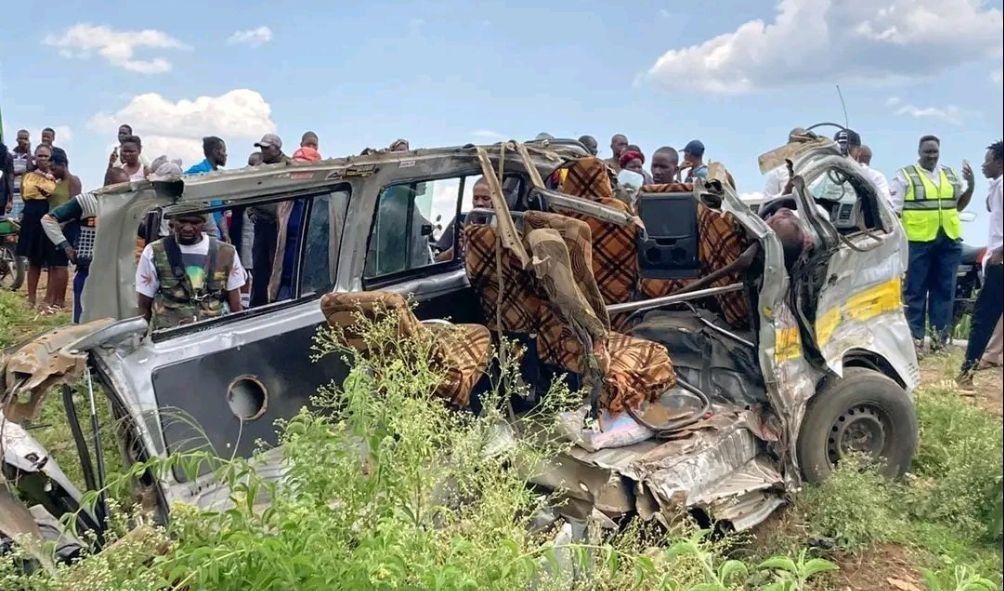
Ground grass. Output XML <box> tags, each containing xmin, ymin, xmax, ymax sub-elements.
<box><xmin>2</xmin><ymin>288</ymin><xmax>1002</xmax><ymax>589</ymax></box>
<box><xmin>0</xmin><ymin>289</ymin><xmax>70</xmax><ymax>348</ymax></box>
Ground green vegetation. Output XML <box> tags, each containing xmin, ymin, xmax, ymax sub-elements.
<box><xmin>0</xmin><ymin>289</ymin><xmax>69</xmax><ymax>348</ymax></box>
<box><xmin>1</xmin><ymin>292</ymin><xmax>1001</xmax><ymax>589</ymax></box>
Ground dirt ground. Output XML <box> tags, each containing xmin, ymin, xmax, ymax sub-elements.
<box><xmin>918</xmin><ymin>347</ymin><xmax>1004</xmax><ymax>418</ymax></box>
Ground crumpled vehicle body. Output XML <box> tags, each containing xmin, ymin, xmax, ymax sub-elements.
<box><xmin>0</xmin><ymin>137</ymin><xmax>917</xmax><ymax>548</ymax></box>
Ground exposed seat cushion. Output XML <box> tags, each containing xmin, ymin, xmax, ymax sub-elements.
<box><xmin>320</xmin><ymin>291</ymin><xmax>491</xmax><ymax>407</ymax></box>
<box><xmin>602</xmin><ymin>332</ymin><xmax>676</xmax><ymax>414</ymax></box>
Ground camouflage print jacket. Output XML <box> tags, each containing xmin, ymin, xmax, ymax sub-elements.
<box><xmin>150</xmin><ymin>236</ymin><xmax>235</xmax><ymax>331</ymax></box>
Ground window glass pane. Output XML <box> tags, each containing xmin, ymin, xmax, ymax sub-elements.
<box><xmin>364</xmin><ymin>177</ymin><xmax>462</xmax><ymax>278</ymax></box>
<box><xmin>301</xmin><ymin>190</ymin><xmax>349</xmax><ymax>296</ymax></box>
<box><xmin>808</xmin><ymin>169</ymin><xmax>879</xmax><ymax>232</ymax></box>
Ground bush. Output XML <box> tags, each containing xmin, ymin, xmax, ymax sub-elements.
<box><xmin>2</xmin><ymin>309</ymin><xmax>840</xmax><ymax>590</ymax></box>
<box><xmin>796</xmin><ymin>454</ymin><xmax>903</xmax><ymax>550</ymax></box>
<box><xmin>911</xmin><ymin>386</ymin><xmax>1004</xmax><ymax>542</ymax></box>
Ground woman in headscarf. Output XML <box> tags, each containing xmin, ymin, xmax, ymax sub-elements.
<box><xmin>16</xmin><ymin>144</ymin><xmax>57</xmax><ymax>308</ymax></box>
<box><xmin>618</xmin><ymin>149</ymin><xmax>645</xmax><ymax>176</ymax></box>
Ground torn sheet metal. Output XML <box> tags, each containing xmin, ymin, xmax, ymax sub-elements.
<box><xmin>1</xmin><ymin>409</ymin><xmax>85</xmax><ymax>504</ymax></box>
<box><xmin>1</xmin><ymin>318</ymin><xmax>113</xmax><ymax>423</ymax></box>
<box><xmin>534</xmin><ymin>411</ymin><xmax>785</xmax><ymax>529</ymax></box>
<box><xmin>757</xmin><ymin>138</ymin><xmax>835</xmax><ymax>174</ymax></box>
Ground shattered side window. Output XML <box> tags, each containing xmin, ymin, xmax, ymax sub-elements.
<box><xmin>300</xmin><ymin>189</ymin><xmax>350</xmax><ymax>297</ymax></box>
<box><xmin>364</xmin><ymin>177</ymin><xmax>465</xmax><ymax>279</ymax></box>
<box><xmin>807</xmin><ymin>168</ymin><xmax>883</xmax><ymax>234</ymax></box>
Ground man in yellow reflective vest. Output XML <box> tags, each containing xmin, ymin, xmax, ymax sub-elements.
<box><xmin>890</xmin><ymin>135</ymin><xmax>975</xmax><ymax>354</ymax></box>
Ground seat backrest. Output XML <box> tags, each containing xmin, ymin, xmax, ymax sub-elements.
<box><xmin>558</xmin><ymin>157</ymin><xmax>640</xmax><ymax>304</ymax></box>
<box><xmin>463</xmin><ymin>223</ymin><xmax>542</xmax><ymax>334</ymax></box>
<box><xmin>634</xmin><ymin>199</ymin><xmax>751</xmax><ymax>328</ymax></box>
<box><xmin>320</xmin><ymin>291</ymin><xmax>423</xmax><ymax>351</ymax></box>
<box><xmin>523</xmin><ymin>211</ymin><xmax>609</xmax><ymax>327</ymax></box>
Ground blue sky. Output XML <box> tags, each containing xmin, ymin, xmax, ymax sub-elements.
<box><xmin>2</xmin><ymin>0</ymin><xmax>1002</xmax><ymax>243</ymax></box>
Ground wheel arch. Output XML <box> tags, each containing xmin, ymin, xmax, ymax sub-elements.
<box><xmin>842</xmin><ymin>348</ymin><xmax>908</xmax><ymax>390</ymax></box>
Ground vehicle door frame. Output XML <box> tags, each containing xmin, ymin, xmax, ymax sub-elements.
<box><xmin>789</xmin><ymin>154</ymin><xmax>917</xmax><ymax>391</ymax></box>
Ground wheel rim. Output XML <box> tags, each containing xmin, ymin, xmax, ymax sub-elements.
<box><xmin>826</xmin><ymin>404</ymin><xmax>889</xmax><ymax>465</ymax></box>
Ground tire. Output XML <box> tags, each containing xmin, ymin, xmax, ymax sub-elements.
<box><xmin>797</xmin><ymin>367</ymin><xmax>918</xmax><ymax>483</ymax></box>
<box><xmin>0</xmin><ymin>245</ymin><xmax>25</xmax><ymax>290</ymax></box>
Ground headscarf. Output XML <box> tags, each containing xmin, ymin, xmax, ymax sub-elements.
<box><xmin>292</xmin><ymin>147</ymin><xmax>322</xmax><ymax>162</ymax></box>
<box><xmin>618</xmin><ymin>150</ymin><xmax>644</xmax><ymax>169</ymax></box>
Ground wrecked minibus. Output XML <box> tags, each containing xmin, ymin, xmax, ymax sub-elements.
<box><xmin>1</xmin><ymin>133</ymin><xmax>919</xmax><ymax>553</ymax></box>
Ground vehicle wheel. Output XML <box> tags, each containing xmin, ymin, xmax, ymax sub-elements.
<box><xmin>797</xmin><ymin>367</ymin><xmax>917</xmax><ymax>483</ymax></box>
<box><xmin>0</xmin><ymin>245</ymin><xmax>25</xmax><ymax>290</ymax></box>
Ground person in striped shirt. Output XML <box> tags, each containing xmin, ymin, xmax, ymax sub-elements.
<box><xmin>42</xmin><ymin>167</ymin><xmax>130</xmax><ymax>322</ymax></box>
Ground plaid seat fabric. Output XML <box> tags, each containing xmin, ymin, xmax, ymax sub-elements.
<box><xmin>558</xmin><ymin>158</ymin><xmax>640</xmax><ymax>305</ymax></box>
<box><xmin>523</xmin><ymin>211</ymin><xmax>609</xmax><ymax>327</ymax></box>
<box><xmin>319</xmin><ymin>291</ymin><xmax>491</xmax><ymax>407</ymax></box>
<box><xmin>601</xmin><ymin>332</ymin><xmax>676</xmax><ymax>414</ymax></box>
<box><xmin>424</xmin><ymin>322</ymin><xmax>492</xmax><ymax>407</ymax></box>
<box><xmin>560</xmin><ymin>156</ymin><xmax>615</xmax><ymax>202</ymax></box>
<box><xmin>576</xmin><ymin>203</ymin><xmax>638</xmax><ymax>305</ymax></box>
<box><xmin>696</xmin><ymin>205</ymin><xmax>750</xmax><ymax>328</ymax></box>
<box><xmin>640</xmin><ymin>182</ymin><xmax>694</xmax><ymax>195</ymax></box>
<box><xmin>463</xmin><ymin>211</ymin><xmax>678</xmax><ymax>414</ymax></box>
<box><xmin>463</xmin><ymin>224</ymin><xmax>541</xmax><ymax>334</ymax></box>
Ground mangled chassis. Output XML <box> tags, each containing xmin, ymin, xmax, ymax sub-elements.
<box><xmin>1</xmin><ymin>139</ymin><xmax>919</xmax><ymax>549</ymax></box>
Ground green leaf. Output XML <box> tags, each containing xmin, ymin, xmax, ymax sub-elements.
<box><xmin>800</xmin><ymin>557</ymin><xmax>839</xmax><ymax>578</ymax></box>
<box><xmin>759</xmin><ymin>556</ymin><xmax>798</xmax><ymax>574</ymax></box>
<box><xmin>717</xmin><ymin>559</ymin><xmax>750</xmax><ymax>585</ymax></box>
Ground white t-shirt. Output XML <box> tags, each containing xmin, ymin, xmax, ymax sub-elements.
<box><xmin>136</xmin><ymin>235</ymin><xmax>246</xmax><ymax>298</ymax></box>
<box><xmin>860</xmin><ymin>163</ymin><xmax>892</xmax><ymax>206</ymax></box>
<box><xmin>988</xmin><ymin>176</ymin><xmax>1002</xmax><ymax>258</ymax></box>
<box><xmin>763</xmin><ymin>165</ymin><xmax>790</xmax><ymax>199</ymax></box>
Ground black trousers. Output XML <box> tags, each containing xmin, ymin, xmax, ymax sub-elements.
<box><xmin>251</xmin><ymin>218</ymin><xmax>278</xmax><ymax>307</ymax></box>
<box><xmin>963</xmin><ymin>262</ymin><xmax>1003</xmax><ymax>371</ymax></box>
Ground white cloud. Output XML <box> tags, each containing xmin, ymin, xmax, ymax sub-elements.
<box><xmin>227</xmin><ymin>26</ymin><xmax>273</xmax><ymax>47</ymax></box>
<box><xmin>471</xmin><ymin>129</ymin><xmax>505</xmax><ymax>141</ymax></box>
<box><xmin>647</xmin><ymin>0</ymin><xmax>1003</xmax><ymax>94</ymax></box>
<box><xmin>992</xmin><ymin>69</ymin><xmax>1003</xmax><ymax>84</ymax></box>
<box><xmin>43</xmin><ymin>23</ymin><xmax>188</xmax><ymax>74</ymax></box>
<box><xmin>891</xmin><ymin>102</ymin><xmax>967</xmax><ymax>125</ymax></box>
<box><xmin>88</xmin><ymin>89</ymin><xmax>276</xmax><ymax>164</ymax></box>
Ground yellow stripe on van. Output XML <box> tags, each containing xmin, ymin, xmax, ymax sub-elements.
<box><xmin>815</xmin><ymin>278</ymin><xmax>902</xmax><ymax>346</ymax></box>
<box><xmin>775</xmin><ymin>326</ymin><xmax>803</xmax><ymax>362</ymax></box>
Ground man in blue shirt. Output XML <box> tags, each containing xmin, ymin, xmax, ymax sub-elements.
<box><xmin>185</xmin><ymin>136</ymin><xmax>228</xmax><ymax>240</ymax></box>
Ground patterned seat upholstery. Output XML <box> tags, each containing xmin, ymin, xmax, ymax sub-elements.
<box><xmin>463</xmin><ymin>215</ymin><xmax>675</xmax><ymax>413</ymax></box>
<box><xmin>463</xmin><ymin>224</ymin><xmax>542</xmax><ymax>334</ymax></box>
<box><xmin>320</xmin><ymin>291</ymin><xmax>491</xmax><ymax>407</ymax></box>
<box><xmin>557</xmin><ymin>157</ymin><xmax>640</xmax><ymax>306</ymax></box>
<box><xmin>635</xmin><ymin>186</ymin><xmax>752</xmax><ymax>329</ymax></box>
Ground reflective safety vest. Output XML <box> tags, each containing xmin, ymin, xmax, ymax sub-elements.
<box><xmin>900</xmin><ymin>164</ymin><xmax>961</xmax><ymax>242</ymax></box>
<box><xmin>150</xmin><ymin>236</ymin><xmax>234</xmax><ymax>331</ymax></box>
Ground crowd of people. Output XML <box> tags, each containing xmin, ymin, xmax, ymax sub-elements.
<box><xmin>0</xmin><ymin>125</ymin><xmax>1001</xmax><ymax>384</ymax></box>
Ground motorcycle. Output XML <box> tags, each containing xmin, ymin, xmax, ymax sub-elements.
<box><xmin>952</xmin><ymin>242</ymin><xmax>986</xmax><ymax>339</ymax></box>
<box><xmin>0</xmin><ymin>216</ymin><xmax>25</xmax><ymax>290</ymax></box>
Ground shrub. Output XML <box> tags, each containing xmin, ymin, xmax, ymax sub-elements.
<box><xmin>911</xmin><ymin>386</ymin><xmax>1004</xmax><ymax>542</ymax></box>
<box><xmin>796</xmin><ymin>454</ymin><xmax>904</xmax><ymax>550</ymax></box>
<box><xmin>2</xmin><ymin>308</ymin><xmax>839</xmax><ymax>590</ymax></box>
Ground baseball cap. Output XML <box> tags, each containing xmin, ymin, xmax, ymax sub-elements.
<box><xmin>255</xmin><ymin>133</ymin><xmax>282</xmax><ymax>150</ymax></box>
<box><xmin>682</xmin><ymin>139</ymin><xmax>705</xmax><ymax>158</ymax></box>
<box><xmin>833</xmin><ymin>129</ymin><xmax>861</xmax><ymax>148</ymax></box>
